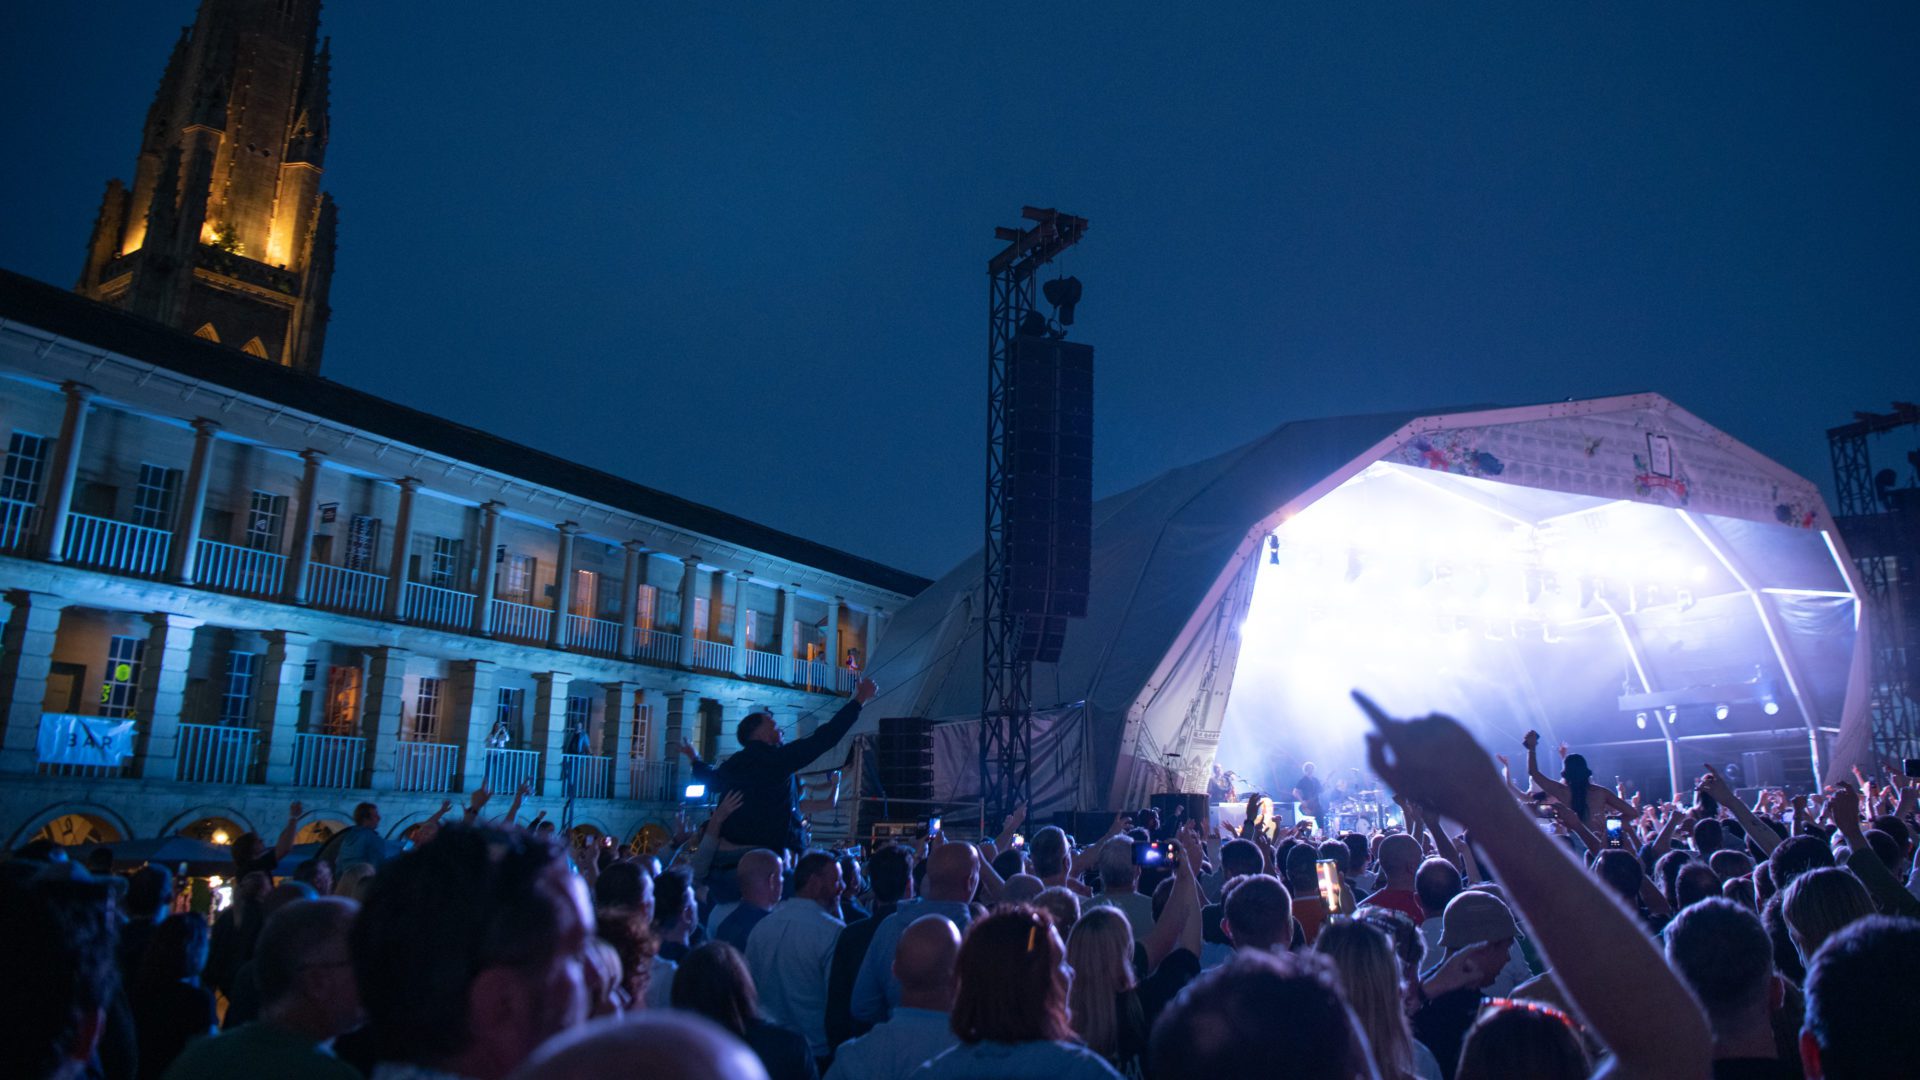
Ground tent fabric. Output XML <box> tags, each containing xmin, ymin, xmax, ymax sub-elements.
<box><xmin>853</xmin><ymin>393</ymin><xmax>1871</xmax><ymax>808</ymax></box>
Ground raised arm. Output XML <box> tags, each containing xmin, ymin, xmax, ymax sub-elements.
<box><xmin>499</xmin><ymin>780</ymin><xmax>531</xmax><ymax>826</ymax></box>
<box><xmin>1523</xmin><ymin>731</ymin><xmax>1571</xmax><ymax>805</ymax></box>
<box><xmin>1358</xmin><ymin>694</ymin><xmax>1711</xmax><ymax>1080</ymax></box>
<box><xmin>770</xmin><ymin>679</ymin><xmax>877</xmax><ymax>771</ymax></box>
<box><xmin>1699</xmin><ymin>766</ymin><xmax>1782</xmax><ymax>856</ymax></box>
<box><xmin>1829</xmin><ymin>783</ymin><xmax>1920</xmax><ymax>919</ymax></box>
<box><xmin>1140</xmin><ymin>828</ymin><xmax>1203</xmax><ymax>971</ymax></box>
<box><xmin>462</xmin><ymin>784</ymin><xmax>493</xmax><ymax>826</ymax></box>
<box><xmin>273</xmin><ymin>800</ymin><xmax>303</xmax><ymax>861</ymax></box>
<box><xmin>678</xmin><ymin>740</ymin><xmax>719</xmax><ymax>784</ymax></box>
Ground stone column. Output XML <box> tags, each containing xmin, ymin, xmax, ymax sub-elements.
<box><xmin>168</xmin><ymin>418</ymin><xmax>219</xmax><ymax>583</ymax></box>
<box><xmin>131</xmin><ymin>612</ymin><xmax>203</xmax><ymax>780</ymax></box>
<box><xmin>450</xmin><ymin>659</ymin><xmax>499</xmax><ymax>792</ymax></box>
<box><xmin>36</xmin><ymin>382</ymin><xmax>94</xmax><ymax>562</ymax></box>
<box><xmin>606</xmin><ymin>681</ymin><xmax>641</xmax><ymax>798</ymax></box>
<box><xmin>865</xmin><ymin>606</ymin><xmax>884</xmax><ymax>665</ymax></box>
<box><xmin>676</xmin><ymin>556</ymin><xmax>700</xmax><ymax>667</ymax></box>
<box><xmin>822</xmin><ymin>596</ymin><xmax>843</xmax><ymax>668</ymax></box>
<box><xmin>383</xmin><ymin>478</ymin><xmax>421</xmax><ymax>620</ymax></box>
<box><xmin>256</xmin><ymin>631</ymin><xmax>312</xmax><ymax>785</ymax></box>
<box><xmin>532</xmin><ymin>671</ymin><xmax>575</xmax><ymax>794</ymax></box>
<box><xmin>618</xmin><ymin>543</ymin><xmax>645</xmax><ymax>658</ymax></box>
<box><xmin>282</xmin><ymin>448</ymin><xmax>326</xmax><ymax>604</ymax></box>
<box><xmin>362</xmin><ymin>646</ymin><xmax>409</xmax><ymax>789</ymax></box>
<box><xmin>472</xmin><ymin>502</ymin><xmax>503</xmax><ymax>636</ymax></box>
<box><xmin>548</xmin><ymin>523</ymin><xmax>579</xmax><ymax>649</ymax></box>
<box><xmin>0</xmin><ymin>592</ymin><xmax>71</xmax><ymax>775</ymax></box>
<box><xmin>729</xmin><ymin>573</ymin><xmax>753</xmax><ymax>675</ymax></box>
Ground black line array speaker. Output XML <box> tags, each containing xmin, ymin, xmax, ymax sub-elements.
<box><xmin>1006</xmin><ymin>333</ymin><xmax>1093</xmax><ymax>663</ymax></box>
<box><xmin>873</xmin><ymin>716</ymin><xmax>935</xmax><ymax>802</ymax></box>
<box><xmin>1148</xmin><ymin>793</ymin><xmax>1211</xmax><ymax>840</ymax></box>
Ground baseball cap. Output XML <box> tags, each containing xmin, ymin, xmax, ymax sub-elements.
<box><xmin>1438</xmin><ymin>889</ymin><xmax>1518</xmax><ymax>950</ymax></box>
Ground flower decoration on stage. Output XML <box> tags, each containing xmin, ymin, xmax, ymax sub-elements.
<box><xmin>1632</xmin><ymin>453</ymin><xmax>1690</xmax><ymax>506</ymax></box>
<box><xmin>1398</xmin><ymin>433</ymin><xmax>1505</xmax><ymax>479</ymax></box>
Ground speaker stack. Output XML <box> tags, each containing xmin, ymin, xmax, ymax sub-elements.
<box><xmin>873</xmin><ymin>716</ymin><xmax>936</xmax><ymax>802</ymax></box>
<box><xmin>1005</xmin><ymin>333</ymin><xmax>1094</xmax><ymax>663</ymax></box>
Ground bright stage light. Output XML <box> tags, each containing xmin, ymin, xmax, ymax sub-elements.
<box><xmin>1764</xmin><ymin>701</ymin><xmax>1780</xmax><ymax>716</ymax></box>
<box><xmin>1635</xmin><ymin>712</ymin><xmax>1647</xmax><ymax>730</ymax></box>
<box><xmin>1715</xmin><ymin>704</ymin><xmax>1730</xmax><ymax>721</ymax></box>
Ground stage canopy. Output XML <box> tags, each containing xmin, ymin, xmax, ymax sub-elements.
<box><xmin>850</xmin><ymin>393</ymin><xmax>1870</xmax><ymax>811</ymax></box>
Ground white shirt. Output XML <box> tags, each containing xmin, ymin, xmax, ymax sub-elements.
<box><xmin>1086</xmin><ymin>890</ymin><xmax>1156</xmax><ymax>941</ymax></box>
<box><xmin>824</xmin><ymin>1006</ymin><xmax>956</xmax><ymax>1080</ymax></box>
<box><xmin>647</xmin><ymin>955</ymin><xmax>676</xmax><ymax>1010</ymax></box>
<box><xmin>746</xmin><ymin>896</ymin><xmax>845</xmax><ymax>1057</ymax></box>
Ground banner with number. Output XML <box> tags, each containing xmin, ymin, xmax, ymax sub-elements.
<box><xmin>37</xmin><ymin>713</ymin><xmax>135</xmax><ymax>766</ymax></box>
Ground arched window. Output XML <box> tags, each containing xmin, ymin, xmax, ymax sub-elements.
<box><xmin>194</xmin><ymin>322</ymin><xmax>220</xmax><ymax>343</ymax></box>
<box><xmin>241</xmin><ymin>336</ymin><xmax>269</xmax><ymax>358</ymax></box>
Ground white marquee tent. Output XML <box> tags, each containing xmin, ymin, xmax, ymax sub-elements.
<box><xmin>846</xmin><ymin>393</ymin><xmax>1871</xmax><ymax>813</ymax></box>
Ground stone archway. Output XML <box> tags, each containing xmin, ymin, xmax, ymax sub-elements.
<box><xmin>11</xmin><ymin>803</ymin><xmax>131</xmax><ymax>850</ymax></box>
<box><xmin>161</xmin><ymin>805</ymin><xmax>258</xmax><ymax>846</ymax></box>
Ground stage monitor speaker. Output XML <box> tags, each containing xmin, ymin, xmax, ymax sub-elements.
<box><xmin>1148</xmin><ymin>793</ymin><xmax>1210</xmax><ymax>840</ymax></box>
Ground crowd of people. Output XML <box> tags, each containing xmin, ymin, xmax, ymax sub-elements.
<box><xmin>6</xmin><ymin>680</ymin><xmax>1919</xmax><ymax>1080</ymax></box>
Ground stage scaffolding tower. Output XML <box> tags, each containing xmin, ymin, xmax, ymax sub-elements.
<box><xmin>1828</xmin><ymin>402</ymin><xmax>1920</xmax><ymax>764</ymax></box>
<box><xmin>982</xmin><ymin>206</ymin><xmax>1088</xmax><ymax>822</ymax></box>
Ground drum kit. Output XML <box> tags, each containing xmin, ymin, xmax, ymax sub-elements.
<box><xmin>1326</xmin><ymin>787</ymin><xmax>1395</xmax><ymax>834</ymax></box>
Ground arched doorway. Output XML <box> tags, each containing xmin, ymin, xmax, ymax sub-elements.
<box><xmin>295</xmin><ymin>818</ymin><xmax>348</xmax><ymax>845</ymax></box>
<box><xmin>32</xmin><ymin>811</ymin><xmax>124</xmax><ymax>849</ymax></box>
<box><xmin>631</xmin><ymin>821</ymin><xmax>670</xmax><ymax>855</ymax></box>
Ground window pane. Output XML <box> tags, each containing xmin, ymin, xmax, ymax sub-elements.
<box><xmin>219</xmin><ymin>652</ymin><xmax>259</xmax><ymax>725</ymax></box>
<box><xmin>3</xmin><ymin>433</ymin><xmax>50</xmax><ymax>504</ymax></box>
<box><xmin>132</xmin><ymin>464</ymin><xmax>182</xmax><ymax>530</ymax></box>
<box><xmin>99</xmin><ymin>635</ymin><xmax>146</xmax><ymax>719</ymax></box>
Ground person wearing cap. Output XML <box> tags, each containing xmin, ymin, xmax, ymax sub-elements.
<box><xmin>1409</xmin><ymin>890</ymin><xmax>1519</xmax><ymax>1080</ymax></box>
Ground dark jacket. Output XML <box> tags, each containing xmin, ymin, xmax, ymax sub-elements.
<box><xmin>711</xmin><ymin>698</ymin><xmax>865</xmax><ymax>851</ymax></box>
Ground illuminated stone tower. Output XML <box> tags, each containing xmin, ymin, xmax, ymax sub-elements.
<box><xmin>77</xmin><ymin>0</ymin><xmax>336</xmax><ymax>374</ymax></box>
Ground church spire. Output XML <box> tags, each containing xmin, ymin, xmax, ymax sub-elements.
<box><xmin>75</xmin><ymin>0</ymin><xmax>338</xmax><ymax>375</ymax></box>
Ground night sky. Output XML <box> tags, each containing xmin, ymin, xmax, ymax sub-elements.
<box><xmin>3</xmin><ymin>3</ymin><xmax>1914</xmax><ymax>580</ymax></box>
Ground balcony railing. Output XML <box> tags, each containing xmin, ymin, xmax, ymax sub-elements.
<box><xmin>63</xmin><ymin>513</ymin><xmax>171</xmax><ymax>578</ymax></box>
<box><xmin>0</xmin><ymin>497</ymin><xmax>37</xmax><ymax>551</ymax></box>
<box><xmin>793</xmin><ymin>659</ymin><xmax>834</xmax><ymax>692</ymax></box>
<box><xmin>484</xmin><ymin>747</ymin><xmax>542</xmax><ymax>794</ymax></box>
<box><xmin>630</xmin><ymin>758</ymin><xmax>678</xmax><ymax>802</ymax></box>
<box><xmin>197</xmin><ymin>539</ymin><xmax>286</xmax><ymax>598</ymax></box>
<box><xmin>393</xmin><ymin>740</ymin><xmax>460</xmax><ymax>793</ymax></box>
<box><xmin>687</xmin><ymin>637</ymin><xmax>735</xmax><ymax>674</ymax></box>
<box><xmin>309</xmin><ymin>563</ymin><xmax>387</xmax><ymax>617</ymax></box>
<box><xmin>560</xmin><ymin>753</ymin><xmax>612</xmax><ymax>799</ymax></box>
<box><xmin>837</xmin><ymin>666</ymin><xmax>861</xmax><ymax>693</ymax></box>
<box><xmin>744</xmin><ymin>649</ymin><xmax>787</xmax><ymax>683</ymax></box>
<box><xmin>175</xmin><ymin>723</ymin><xmax>255</xmax><ymax>785</ymax></box>
<box><xmin>566</xmin><ymin>614</ymin><xmax>621</xmax><ymax>657</ymax></box>
<box><xmin>292</xmin><ymin>732</ymin><xmax>365</xmax><ymax>789</ymax></box>
<box><xmin>404</xmin><ymin>582</ymin><xmax>475</xmax><ymax>632</ymax></box>
<box><xmin>492</xmin><ymin>598</ymin><xmax>551</xmax><ymax>644</ymax></box>
<box><xmin>635</xmin><ymin>628</ymin><xmax>680</xmax><ymax>666</ymax></box>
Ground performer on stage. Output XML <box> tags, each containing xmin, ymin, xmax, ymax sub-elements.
<box><xmin>1207</xmin><ymin>763</ymin><xmax>1239</xmax><ymax>804</ymax></box>
<box><xmin>1291</xmin><ymin>761</ymin><xmax>1328</xmax><ymax>832</ymax></box>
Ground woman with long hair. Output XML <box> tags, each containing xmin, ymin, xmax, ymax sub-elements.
<box><xmin>670</xmin><ymin>940</ymin><xmax>817</xmax><ymax>1080</ymax></box>
<box><xmin>1454</xmin><ymin>1001</ymin><xmax>1590</xmax><ymax>1080</ymax></box>
<box><xmin>1316</xmin><ymin>917</ymin><xmax>1422</xmax><ymax>1080</ymax></box>
<box><xmin>912</xmin><ymin>905</ymin><xmax>1121</xmax><ymax>1079</ymax></box>
<box><xmin>1066</xmin><ymin>908</ymin><xmax>1147</xmax><ymax>1073</ymax></box>
<box><xmin>1780</xmin><ymin>866</ymin><xmax>1876</xmax><ymax>966</ymax></box>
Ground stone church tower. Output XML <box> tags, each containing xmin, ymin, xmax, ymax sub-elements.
<box><xmin>77</xmin><ymin>0</ymin><xmax>336</xmax><ymax>374</ymax></box>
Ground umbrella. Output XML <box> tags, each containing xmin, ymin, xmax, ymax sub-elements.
<box><xmin>103</xmin><ymin>835</ymin><xmax>237</xmax><ymax>876</ymax></box>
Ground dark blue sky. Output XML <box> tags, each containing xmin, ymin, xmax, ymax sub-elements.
<box><xmin>4</xmin><ymin>3</ymin><xmax>1914</xmax><ymax>578</ymax></box>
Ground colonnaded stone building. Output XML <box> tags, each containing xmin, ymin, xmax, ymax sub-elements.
<box><xmin>1</xmin><ymin>0</ymin><xmax>927</xmax><ymax>853</ymax></box>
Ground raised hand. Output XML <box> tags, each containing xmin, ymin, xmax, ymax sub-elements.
<box><xmin>1522</xmin><ymin>730</ymin><xmax>1540</xmax><ymax>751</ymax></box>
<box><xmin>288</xmin><ymin>800</ymin><xmax>303</xmax><ymax>820</ymax></box>
<box><xmin>854</xmin><ymin>677</ymin><xmax>879</xmax><ymax>704</ymax></box>
<box><xmin>1697</xmin><ymin>765</ymin><xmax>1738</xmax><ymax>807</ymax></box>
<box><xmin>677</xmin><ymin>740</ymin><xmax>699</xmax><ymax>761</ymax></box>
<box><xmin>1356</xmin><ymin>691</ymin><xmax>1507</xmax><ymax>831</ymax></box>
<box><xmin>711</xmin><ymin>789</ymin><xmax>745</xmax><ymax>823</ymax></box>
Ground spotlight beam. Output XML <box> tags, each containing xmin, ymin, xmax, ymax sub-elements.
<box><xmin>1600</xmin><ymin>597</ymin><xmax>1683</xmax><ymax>795</ymax></box>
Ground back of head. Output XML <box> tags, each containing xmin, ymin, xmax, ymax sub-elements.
<box><xmin>1769</xmin><ymin>834</ymin><xmax>1834</xmax><ymax>890</ymax></box>
<box><xmin>924</xmin><ymin>842</ymin><xmax>980</xmax><ymax>902</ymax></box>
<box><xmin>1456</xmin><ymin>1002</ymin><xmax>1589</xmax><ymax>1080</ymax></box>
<box><xmin>1315</xmin><ymin>840</ymin><xmax>1349</xmax><ymax>875</ymax></box>
<box><xmin>1283</xmin><ymin>843</ymin><xmax>1320</xmax><ymax>891</ymax></box>
<box><xmin>791</xmin><ymin>851</ymin><xmax>837</xmax><ymax>897</ymax></box>
<box><xmin>1355</xmin><ymin>906</ymin><xmax>1425</xmax><ymax>980</ymax></box>
<box><xmin>1691</xmin><ymin>817</ymin><xmax>1724</xmax><ymax>855</ymax></box>
<box><xmin>653</xmin><ymin>867</ymin><xmax>694</xmax><ymax>928</ymax></box>
<box><xmin>1415</xmin><ymin>857</ymin><xmax>1462</xmax><ymax>916</ymax></box>
<box><xmin>1708</xmin><ymin>849</ymin><xmax>1754</xmax><ymax>881</ymax></box>
<box><xmin>1663</xmin><ymin>898</ymin><xmax>1774</xmax><ymax>1032</ymax></box>
<box><xmin>1802</xmin><ymin>916</ymin><xmax>1920</xmax><ymax>1080</ymax></box>
<box><xmin>736</xmin><ymin>849</ymin><xmax>782</xmax><ymax>907</ymax></box>
<box><xmin>1591</xmin><ymin>848</ymin><xmax>1643</xmax><ymax>903</ymax></box>
<box><xmin>0</xmin><ymin>862</ymin><xmax>120</xmax><ymax>1080</ymax></box>
<box><xmin>137</xmin><ymin>909</ymin><xmax>209</xmax><ymax>986</ymax></box>
<box><xmin>1095</xmin><ymin>835</ymin><xmax>1138</xmax><ymax>891</ymax></box>
<box><xmin>1674</xmin><ymin>862</ymin><xmax>1721</xmax><ymax>910</ymax></box>
<box><xmin>1314</xmin><ymin>917</ymin><xmax>1412</xmax><ymax>1076</ymax></box>
<box><xmin>1029</xmin><ymin>826</ymin><xmax>1069</xmax><ymax>879</ymax></box>
<box><xmin>1220</xmin><ymin>838</ymin><xmax>1263</xmax><ymax>882</ymax></box>
<box><xmin>1781</xmin><ymin>867</ymin><xmax>1875</xmax><ymax>963</ymax></box>
<box><xmin>1654</xmin><ymin>850</ymin><xmax>1696</xmax><ymax>909</ymax></box>
<box><xmin>512</xmin><ymin>1012</ymin><xmax>770</xmax><ymax>1080</ymax></box>
<box><xmin>1863</xmin><ymin>829</ymin><xmax>1901</xmax><ymax>874</ymax></box>
<box><xmin>1032</xmin><ymin>886</ymin><xmax>1081</xmax><ymax>938</ymax></box>
<box><xmin>351</xmin><ymin>824</ymin><xmax>578</xmax><ymax>1065</ymax></box>
<box><xmin>868</xmin><ymin>843</ymin><xmax>914</xmax><ymax>904</ymax></box>
<box><xmin>595</xmin><ymin>906</ymin><xmax>660</xmax><ymax>1006</ymax></box>
<box><xmin>892</xmin><ymin>915</ymin><xmax>960</xmax><ymax>998</ymax></box>
<box><xmin>991</xmin><ymin>848</ymin><xmax>1026</xmax><ymax>882</ymax></box>
<box><xmin>353</xmin><ymin>802</ymin><xmax>378</xmax><ymax>826</ymax></box>
<box><xmin>1149</xmin><ymin>949</ymin><xmax>1361</xmax><ymax>1080</ymax></box>
<box><xmin>125</xmin><ymin>864</ymin><xmax>172</xmax><ymax>918</ymax></box>
<box><xmin>1340</xmin><ymin>833</ymin><xmax>1369</xmax><ymax>875</ymax></box>
<box><xmin>1221</xmin><ymin>874</ymin><xmax>1292</xmax><ymax>952</ymax></box>
<box><xmin>671</xmin><ymin>942</ymin><xmax>758</xmax><ymax>1037</ymax></box>
<box><xmin>255</xmin><ymin>897</ymin><xmax>358</xmax><ymax>1007</ymax></box>
<box><xmin>1378</xmin><ymin>833</ymin><xmax>1421</xmax><ymax>879</ymax></box>
<box><xmin>951</xmin><ymin>906</ymin><xmax>1071</xmax><ymax>1045</ymax></box>
<box><xmin>593</xmin><ymin>863</ymin><xmax>646</xmax><ymax>910</ymax></box>
<box><xmin>1001</xmin><ymin>874</ymin><xmax>1045</xmax><ymax>904</ymax></box>
<box><xmin>735</xmin><ymin>711</ymin><xmax>773</xmax><ymax>746</ymax></box>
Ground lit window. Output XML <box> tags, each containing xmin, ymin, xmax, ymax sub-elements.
<box><xmin>495</xmin><ymin>687</ymin><xmax>525</xmax><ymax>745</ymax></box>
<box><xmin>324</xmin><ymin>664</ymin><xmax>361</xmax><ymax>735</ymax></box>
<box><xmin>246</xmin><ymin>491</ymin><xmax>287</xmax><ymax>552</ymax></box>
<box><xmin>345</xmin><ymin>515</ymin><xmax>380</xmax><ymax>571</ymax></box>
<box><xmin>413</xmin><ymin>677</ymin><xmax>443</xmax><ymax>740</ymax></box>
<box><xmin>99</xmin><ymin>636</ymin><xmax>146</xmax><ymax>719</ymax></box>
<box><xmin>635</xmin><ymin>584</ymin><xmax>657</xmax><ymax>630</ymax></box>
<box><xmin>429</xmin><ymin>536</ymin><xmax>463</xmax><ymax>588</ymax></box>
<box><xmin>572</xmin><ymin>569</ymin><xmax>598</xmax><ymax>616</ymax></box>
<box><xmin>501</xmin><ymin>554</ymin><xmax>535</xmax><ymax>602</ymax></box>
